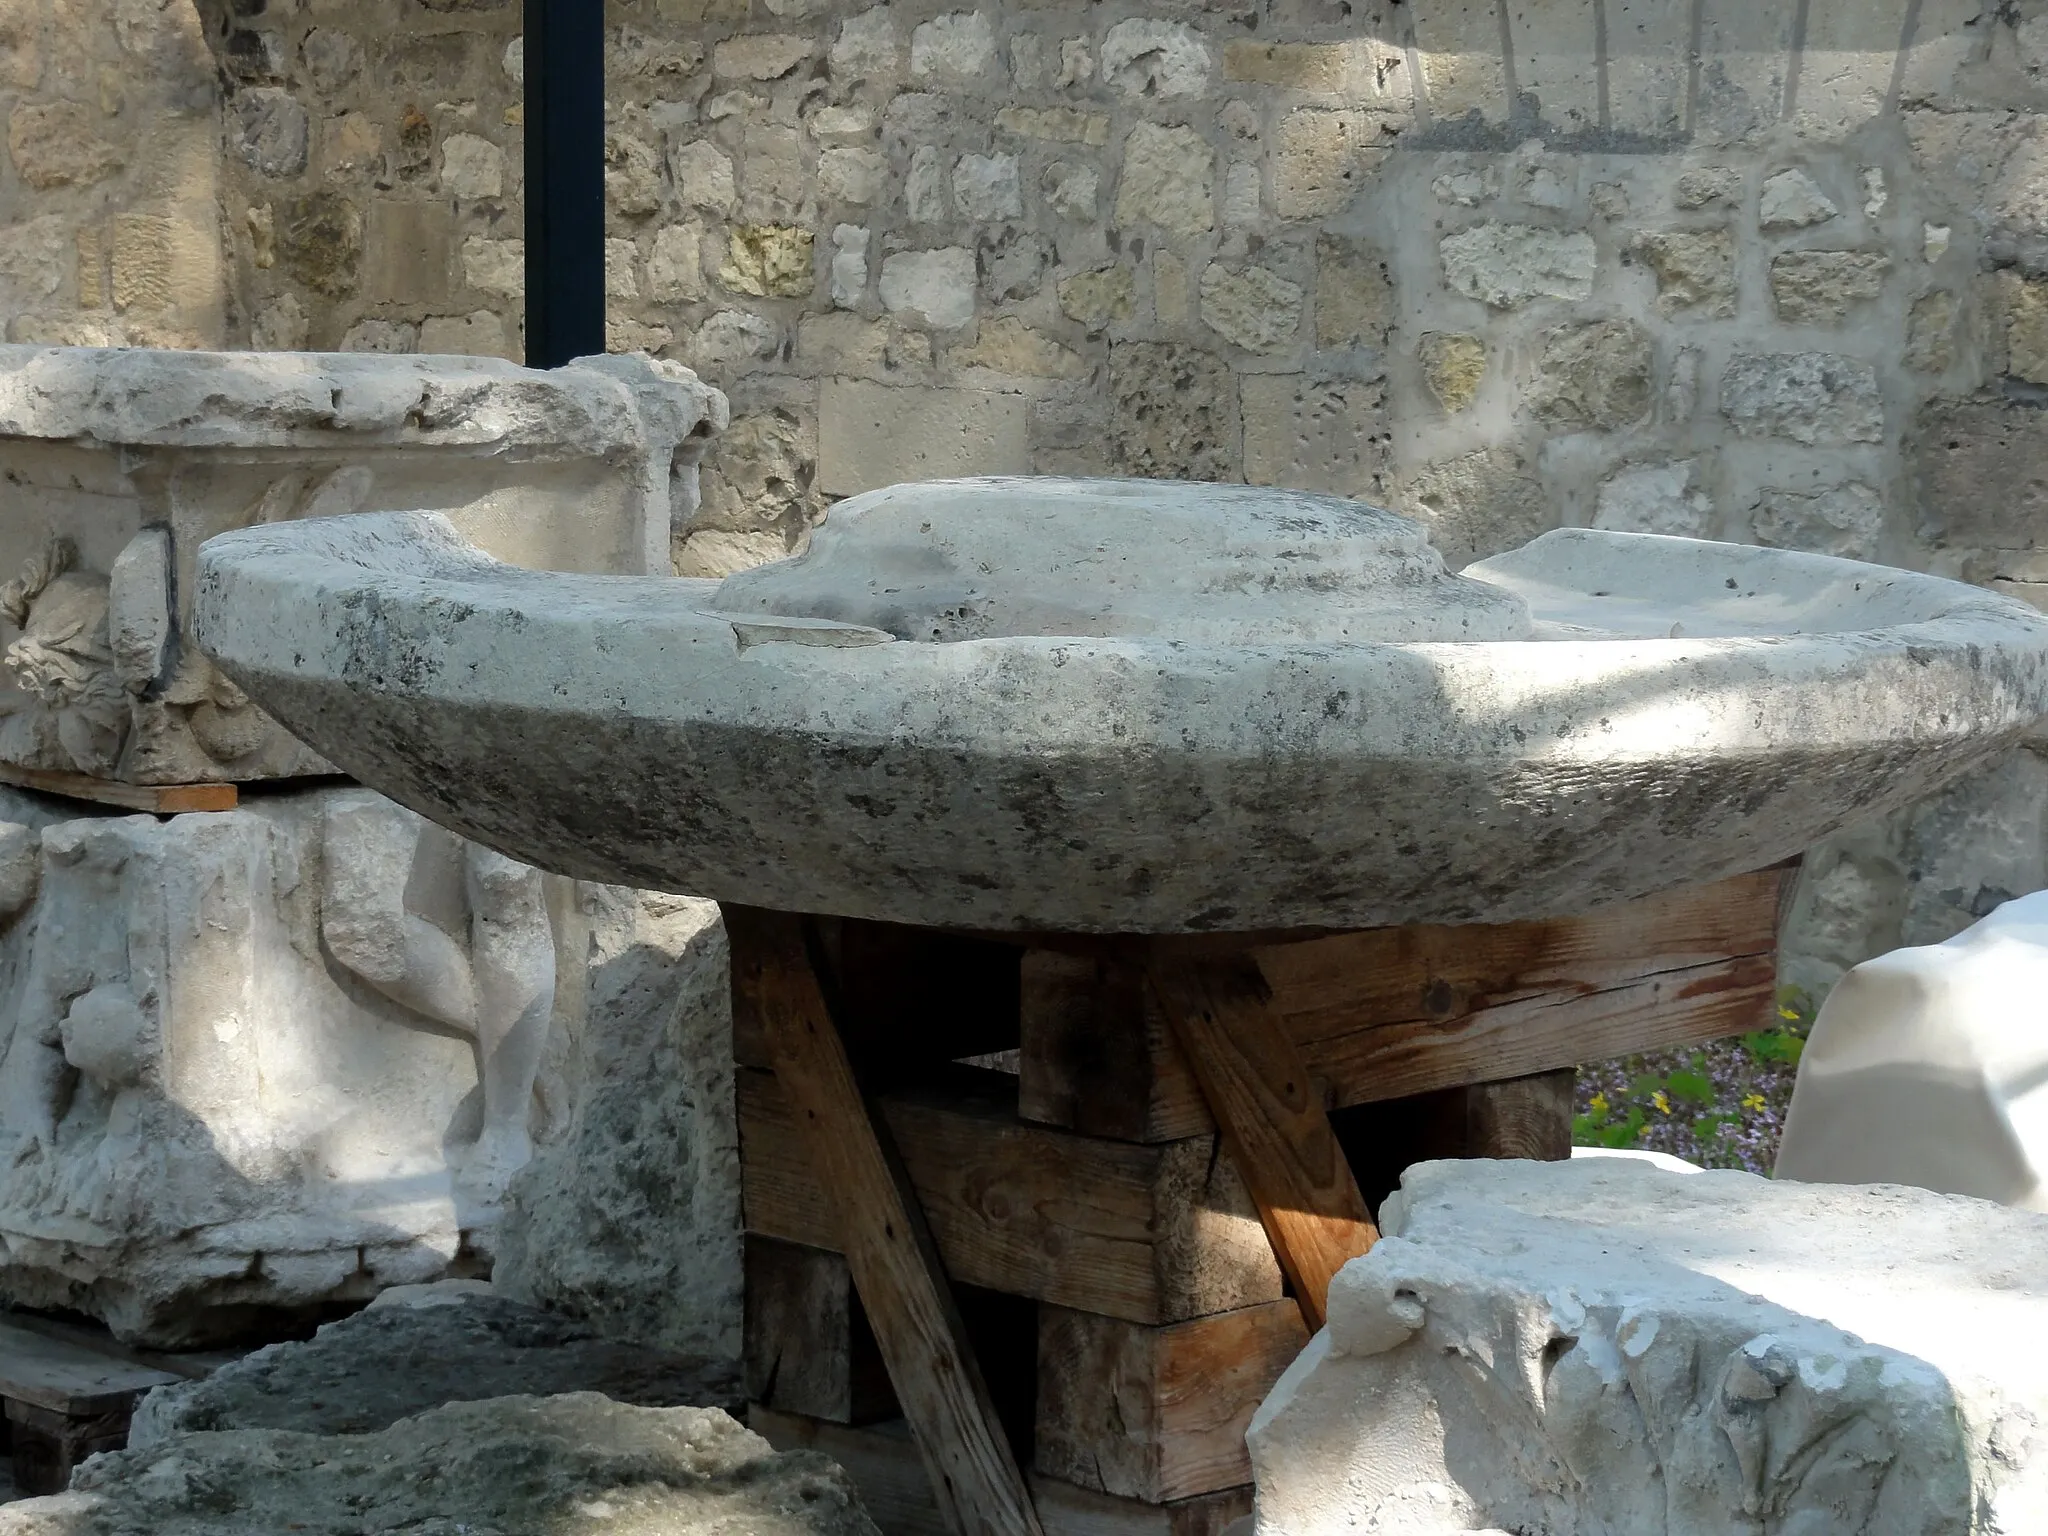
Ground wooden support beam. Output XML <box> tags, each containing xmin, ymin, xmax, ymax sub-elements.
<box><xmin>1147</xmin><ymin>959</ymin><xmax>1377</xmax><ymax>1333</ymax></box>
<box><xmin>1458</xmin><ymin>1070</ymin><xmax>1576</xmax><ymax>1161</ymax></box>
<box><xmin>753</xmin><ymin>1408</ymin><xmax>1256</xmax><ymax>1536</ymax></box>
<box><xmin>0</xmin><ymin>764</ymin><xmax>236</xmax><ymax>814</ymax></box>
<box><xmin>745</xmin><ymin>1236</ymin><xmax>899</xmax><ymax>1426</ymax></box>
<box><xmin>739</xmin><ymin>1068</ymin><xmax>1284</xmax><ymax>1325</ymax></box>
<box><xmin>727</xmin><ymin>906</ymin><xmax>1044</xmax><ymax>1536</ymax></box>
<box><xmin>1034</xmin><ymin>1301</ymin><xmax>1308</xmax><ymax>1504</ymax></box>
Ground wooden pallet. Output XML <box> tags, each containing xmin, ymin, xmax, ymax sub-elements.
<box><xmin>0</xmin><ymin>1316</ymin><xmax>209</xmax><ymax>1494</ymax></box>
<box><xmin>0</xmin><ymin>763</ymin><xmax>237</xmax><ymax>813</ymax></box>
<box><xmin>730</xmin><ymin>865</ymin><xmax>1789</xmax><ymax>1536</ymax></box>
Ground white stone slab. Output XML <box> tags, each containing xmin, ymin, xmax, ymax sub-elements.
<box><xmin>1775</xmin><ymin>889</ymin><xmax>2048</xmax><ymax>1208</ymax></box>
<box><xmin>190</xmin><ymin>477</ymin><xmax>2048</xmax><ymax>933</ymax></box>
<box><xmin>1249</xmin><ymin>1158</ymin><xmax>2048</xmax><ymax>1535</ymax></box>
<box><xmin>0</xmin><ymin>346</ymin><xmax>726</xmax><ymax>784</ymax></box>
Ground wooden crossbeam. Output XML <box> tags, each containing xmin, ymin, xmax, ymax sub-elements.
<box><xmin>728</xmin><ymin>906</ymin><xmax>1044</xmax><ymax>1536</ymax></box>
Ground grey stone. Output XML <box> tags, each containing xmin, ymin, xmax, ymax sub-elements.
<box><xmin>1770</xmin><ymin>250</ymin><xmax>1891</xmax><ymax>325</ymax></box>
<box><xmin>909</xmin><ymin>11</ymin><xmax>994</xmax><ymax>81</ymax></box>
<box><xmin>817</xmin><ymin>381</ymin><xmax>1029</xmax><ymax>495</ymax></box>
<box><xmin>1100</xmin><ymin>19</ymin><xmax>1209</xmax><ymax>98</ymax></box>
<box><xmin>1114</xmin><ymin>122</ymin><xmax>1213</xmax><ymax>238</ymax></box>
<box><xmin>1198</xmin><ymin>262</ymin><xmax>1303</xmax><ymax>352</ymax></box>
<box><xmin>952</xmin><ymin>153</ymin><xmax>1021</xmax><ymax>221</ymax></box>
<box><xmin>130</xmin><ymin>1290</ymin><xmax>741</xmax><ymax>1445</ymax></box>
<box><xmin>232</xmin><ymin>88</ymin><xmax>309</xmax><ymax>179</ymax></box>
<box><xmin>1593</xmin><ymin>459</ymin><xmax>1714</xmax><ymax>538</ymax></box>
<box><xmin>1439</xmin><ymin>223</ymin><xmax>1596</xmax><ymax>309</ymax></box>
<box><xmin>2</xmin><ymin>1394</ymin><xmax>876</xmax><ymax>1536</ymax></box>
<box><xmin>192</xmin><ymin>495</ymin><xmax>2048</xmax><ymax>933</ymax></box>
<box><xmin>1399</xmin><ymin>445</ymin><xmax>1549</xmax><ymax>567</ymax></box>
<box><xmin>1527</xmin><ymin>318</ymin><xmax>1654</xmax><ymax>431</ymax></box>
<box><xmin>1630</xmin><ymin>228</ymin><xmax>1737</xmax><ymax>318</ymax></box>
<box><xmin>1759</xmin><ymin>165</ymin><xmax>1840</xmax><ymax>229</ymax></box>
<box><xmin>1674</xmin><ymin>167</ymin><xmax>1742</xmax><ymax>209</ymax></box>
<box><xmin>1720</xmin><ymin>351</ymin><xmax>1885</xmax><ymax>446</ymax></box>
<box><xmin>879</xmin><ymin>247</ymin><xmax>976</xmax><ymax>328</ymax></box>
<box><xmin>1753</xmin><ymin>481</ymin><xmax>1887</xmax><ymax>560</ymax></box>
<box><xmin>1109</xmin><ymin>342</ymin><xmax>1237</xmax><ymax>481</ymax></box>
<box><xmin>1251</xmin><ymin>1159</ymin><xmax>2048</xmax><ymax>1536</ymax></box>
<box><xmin>1914</xmin><ymin>396</ymin><xmax>2048</xmax><ymax>551</ymax></box>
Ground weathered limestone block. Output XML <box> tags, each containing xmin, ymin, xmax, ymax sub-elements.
<box><xmin>0</xmin><ymin>346</ymin><xmax>725</xmax><ymax>784</ymax></box>
<box><xmin>130</xmin><ymin>1285</ymin><xmax>741</xmax><ymax>1446</ymax></box>
<box><xmin>0</xmin><ymin>784</ymin><xmax>729</xmax><ymax>1346</ymax></box>
<box><xmin>1776</xmin><ymin>890</ymin><xmax>2048</xmax><ymax>1208</ymax></box>
<box><xmin>0</xmin><ymin>1394</ymin><xmax>877</xmax><ymax>1536</ymax></box>
<box><xmin>1249</xmin><ymin>1159</ymin><xmax>2048</xmax><ymax>1535</ymax></box>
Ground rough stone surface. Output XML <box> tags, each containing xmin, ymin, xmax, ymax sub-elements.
<box><xmin>1775</xmin><ymin>890</ymin><xmax>2048</xmax><ymax>1209</ymax></box>
<box><xmin>1720</xmin><ymin>351</ymin><xmax>1885</xmax><ymax>446</ymax></box>
<box><xmin>191</xmin><ymin>496</ymin><xmax>2048</xmax><ymax>934</ymax></box>
<box><xmin>1752</xmin><ymin>481</ymin><xmax>1887</xmax><ymax>561</ymax></box>
<box><xmin>130</xmin><ymin>1288</ymin><xmax>742</xmax><ymax>1445</ymax></box>
<box><xmin>0</xmin><ymin>1394</ymin><xmax>877</xmax><ymax>1536</ymax></box>
<box><xmin>0</xmin><ymin>345</ymin><xmax>725</xmax><ymax>784</ymax></box>
<box><xmin>1249</xmin><ymin>1159</ymin><xmax>2048</xmax><ymax>1536</ymax></box>
<box><xmin>1110</xmin><ymin>344</ymin><xmax>1237</xmax><ymax>481</ymax></box>
<box><xmin>1527</xmin><ymin>318</ymin><xmax>1654</xmax><ymax>431</ymax></box>
<box><xmin>1439</xmin><ymin>223</ymin><xmax>1596</xmax><ymax>309</ymax></box>
<box><xmin>1631</xmin><ymin>228</ymin><xmax>1737</xmax><ymax>317</ymax></box>
<box><xmin>1759</xmin><ymin>165</ymin><xmax>1841</xmax><ymax>229</ymax></box>
<box><xmin>0</xmin><ymin>784</ymin><xmax>720</xmax><ymax>1346</ymax></box>
<box><xmin>1401</xmin><ymin>446</ymin><xmax>1547</xmax><ymax>567</ymax></box>
<box><xmin>1417</xmin><ymin>332</ymin><xmax>1485</xmax><ymax>413</ymax></box>
<box><xmin>878</xmin><ymin>247</ymin><xmax>975</xmax><ymax>328</ymax></box>
<box><xmin>1113</xmin><ymin>121</ymin><xmax>1213</xmax><ymax>238</ymax></box>
<box><xmin>1198</xmin><ymin>262</ymin><xmax>1303</xmax><ymax>352</ymax></box>
<box><xmin>1913</xmin><ymin>396</ymin><xmax>2048</xmax><ymax>552</ymax></box>
<box><xmin>1593</xmin><ymin>459</ymin><xmax>1714</xmax><ymax>538</ymax></box>
<box><xmin>1770</xmin><ymin>249</ymin><xmax>1892</xmax><ymax>325</ymax></box>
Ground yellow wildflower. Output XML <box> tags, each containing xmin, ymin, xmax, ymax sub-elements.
<box><xmin>1778</xmin><ymin>1007</ymin><xmax>1801</xmax><ymax>1021</ymax></box>
<box><xmin>1742</xmin><ymin>1092</ymin><xmax>1767</xmax><ymax>1112</ymax></box>
<box><xmin>1588</xmin><ymin>1093</ymin><xmax>1609</xmax><ymax>1116</ymax></box>
<box><xmin>1652</xmin><ymin>1091</ymin><xmax>1672</xmax><ymax>1115</ymax></box>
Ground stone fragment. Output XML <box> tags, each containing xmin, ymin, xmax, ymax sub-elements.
<box><xmin>7</xmin><ymin>102</ymin><xmax>122</xmax><ymax>189</ymax></box>
<box><xmin>980</xmin><ymin>229</ymin><xmax>1047</xmax><ymax>300</ymax></box>
<box><xmin>830</xmin><ymin>6</ymin><xmax>899</xmax><ymax>78</ymax></box>
<box><xmin>1223</xmin><ymin>39</ymin><xmax>1379</xmax><ymax>94</ymax></box>
<box><xmin>1240</xmin><ymin>374</ymin><xmax>1387</xmax><ymax>499</ymax></box>
<box><xmin>1249</xmin><ymin>1159</ymin><xmax>2048</xmax><ymax>1536</ymax></box>
<box><xmin>1776</xmin><ymin>889</ymin><xmax>2048</xmax><ymax>1206</ymax></box>
<box><xmin>1058</xmin><ymin>265</ymin><xmax>1135</xmax><ymax>331</ymax></box>
<box><xmin>1527</xmin><ymin>318</ymin><xmax>1654</xmax><ymax>431</ymax></box>
<box><xmin>1431</xmin><ymin>167</ymin><xmax>1494</xmax><ymax>207</ymax></box>
<box><xmin>1400</xmin><ymin>445</ymin><xmax>1548</xmax><ymax>566</ymax></box>
<box><xmin>132</xmin><ymin>1290</ymin><xmax>741</xmax><ymax>1444</ymax></box>
<box><xmin>952</xmin><ymin>315</ymin><xmax>1087</xmax><ymax>379</ymax></box>
<box><xmin>1759</xmin><ymin>165</ymin><xmax>1839</xmax><ymax>229</ymax></box>
<box><xmin>1907</xmin><ymin>290</ymin><xmax>1957</xmax><ymax>374</ymax></box>
<box><xmin>1010</xmin><ymin>33</ymin><xmax>1043</xmax><ymax>86</ymax></box>
<box><xmin>252</xmin><ymin>296</ymin><xmax>309</xmax><ymax>352</ymax></box>
<box><xmin>994</xmin><ymin>105</ymin><xmax>1110</xmax><ymax>146</ymax></box>
<box><xmin>1273</xmin><ymin>109</ymin><xmax>1386</xmax><ymax>219</ymax></box>
<box><xmin>1114</xmin><ymin>122</ymin><xmax>1213</xmax><ymax>237</ymax></box>
<box><xmin>687</xmin><ymin>406</ymin><xmax>821</xmax><ymax>561</ymax></box>
<box><xmin>829</xmin><ymin>224</ymin><xmax>868</xmax><ymax>307</ymax></box>
<box><xmin>324</xmin><ymin>111</ymin><xmax>381</xmax><ymax>176</ymax></box>
<box><xmin>1223</xmin><ymin>161</ymin><xmax>1262</xmax><ymax>226</ymax></box>
<box><xmin>879</xmin><ymin>247</ymin><xmax>976</xmax><ymax>328</ymax></box>
<box><xmin>720</xmin><ymin>226</ymin><xmax>814</xmax><ymax>299</ymax></box>
<box><xmin>1043</xmin><ymin>161</ymin><xmax>1099</xmax><ymax>221</ymax></box>
<box><xmin>910</xmin><ymin>11</ymin><xmax>995</xmax><ymax>80</ymax></box>
<box><xmin>418</xmin><ymin>311</ymin><xmax>514</xmax><ymax>359</ymax></box>
<box><xmin>1720</xmin><ymin>351</ymin><xmax>1884</xmax><ymax>446</ymax></box>
<box><xmin>796</xmin><ymin>312</ymin><xmax>891</xmax><ymax>377</ymax></box>
<box><xmin>713</xmin><ymin>33</ymin><xmax>811</xmax><ymax>79</ymax></box>
<box><xmin>906</xmin><ymin>145</ymin><xmax>949</xmax><ymax>223</ymax></box>
<box><xmin>1674</xmin><ymin>166</ymin><xmax>1741</xmax><ymax>208</ymax></box>
<box><xmin>1518</xmin><ymin>163</ymin><xmax>1572</xmax><ymax>210</ymax></box>
<box><xmin>1630</xmin><ymin>228</ymin><xmax>1736</xmax><ymax>317</ymax></box>
<box><xmin>5</xmin><ymin>1395</ymin><xmax>877</xmax><ymax>1536</ymax></box>
<box><xmin>1417</xmin><ymin>332</ymin><xmax>1484</xmax><ymax>412</ymax></box>
<box><xmin>651</xmin><ymin>222</ymin><xmax>708</xmax><ymax>303</ymax></box>
<box><xmin>953</xmin><ymin>153</ymin><xmax>1022</xmax><ymax>220</ymax></box>
<box><xmin>606</xmin><ymin>239</ymin><xmax>640</xmax><ymax>300</ymax></box>
<box><xmin>341</xmin><ymin>319</ymin><xmax>416</xmax><ymax>353</ymax></box>
<box><xmin>687</xmin><ymin>308</ymin><xmax>779</xmax><ymax>367</ymax></box>
<box><xmin>462</xmin><ymin>235</ymin><xmax>525</xmax><ymax>298</ymax></box>
<box><xmin>671</xmin><ymin>140</ymin><xmax>738</xmax><ymax>214</ymax></box>
<box><xmin>1862</xmin><ymin>165</ymin><xmax>1889</xmax><ymax>216</ymax></box>
<box><xmin>280</xmin><ymin>192</ymin><xmax>363</xmax><ymax>299</ymax></box>
<box><xmin>1752</xmin><ymin>481</ymin><xmax>1885</xmax><ymax>560</ymax></box>
<box><xmin>1925</xmin><ymin>222</ymin><xmax>1953</xmax><ymax>261</ymax></box>
<box><xmin>441</xmin><ymin>132</ymin><xmax>506</xmax><ymax>200</ymax></box>
<box><xmin>1152</xmin><ymin>251</ymin><xmax>1190</xmax><ymax>327</ymax></box>
<box><xmin>2007</xmin><ymin>274</ymin><xmax>2048</xmax><ymax>384</ymax></box>
<box><xmin>1198</xmin><ymin>263</ymin><xmax>1303</xmax><ymax>352</ymax></box>
<box><xmin>1107</xmin><ymin>342</ymin><xmax>1238</xmax><ymax>480</ymax></box>
<box><xmin>818</xmin><ymin>147</ymin><xmax>884</xmax><ymax>205</ymax></box>
<box><xmin>1439</xmin><ymin>223</ymin><xmax>1596</xmax><ymax>308</ymax></box>
<box><xmin>233</xmin><ymin>88</ymin><xmax>310</xmax><ymax>179</ymax></box>
<box><xmin>736</xmin><ymin>123</ymin><xmax>807</xmax><ymax>223</ymax></box>
<box><xmin>817</xmin><ymin>380</ymin><xmax>1028</xmax><ymax>494</ymax></box>
<box><xmin>1100</xmin><ymin>19</ymin><xmax>1209</xmax><ymax>98</ymax></box>
<box><xmin>1770</xmin><ymin>249</ymin><xmax>1891</xmax><ymax>325</ymax></box>
<box><xmin>1593</xmin><ymin>459</ymin><xmax>1713</xmax><ymax>537</ymax></box>
<box><xmin>608</xmin><ymin>318</ymin><xmax>676</xmax><ymax>356</ymax></box>
<box><xmin>808</xmin><ymin>104</ymin><xmax>873</xmax><ymax>144</ymax></box>
<box><xmin>1589</xmin><ymin>182</ymin><xmax>1629</xmax><ymax>220</ymax></box>
<box><xmin>1314</xmin><ymin>234</ymin><xmax>1389</xmax><ymax>349</ymax></box>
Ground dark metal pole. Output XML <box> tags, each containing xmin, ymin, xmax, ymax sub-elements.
<box><xmin>523</xmin><ymin>0</ymin><xmax>605</xmax><ymax>367</ymax></box>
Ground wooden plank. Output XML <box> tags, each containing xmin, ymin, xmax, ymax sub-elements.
<box><xmin>1460</xmin><ymin>1069</ymin><xmax>1576</xmax><ymax>1161</ymax></box>
<box><xmin>740</xmin><ymin>1068</ymin><xmax>1284</xmax><ymax>1326</ymax></box>
<box><xmin>0</xmin><ymin>763</ymin><xmax>238</xmax><ymax>813</ymax></box>
<box><xmin>0</xmin><ymin>1310</ymin><xmax>237</xmax><ymax>1382</ymax></box>
<box><xmin>1147</xmin><ymin>959</ymin><xmax>1377</xmax><ymax>1333</ymax></box>
<box><xmin>1017</xmin><ymin>951</ymin><xmax>1186</xmax><ymax>1142</ymax></box>
<box><xmin>728</xmin><ymin>907</ymin><xmax>1044</xmax><ymax>1536</ymax></box>
<box><xmin>0</xmin><ymin>1320</ymin><xmax>181</xmax><ymax>1416</ymax></box>
<box><xmin>752</xmin><ymin>1408</ymin><xmax>1255</xmax><ymax>1536</ymax></box>
<box><xmin>1021</xmin><ymin>869</ymin><xmax>1787</xmax><ymax>1143</ymax></box>
<box><xmin>746</xmin><ymin>1236</ymin><xmax>899</xmax><ymax>1426</ymax></box>
<box><xmin>1034</xmin><ymin>1301</ymin><xmax>1308</xmax><ymax>1503</ymax></box>
<box><xmin>6</xmin><ymin>1399</ymin><xmax>131</xmax><ymax>1497</ymax></box>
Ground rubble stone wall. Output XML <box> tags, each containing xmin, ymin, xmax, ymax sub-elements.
<box><xmin>8</xmin><ymin>0</ymin><xmax>2048</xmax><ymax>991</ymax></box>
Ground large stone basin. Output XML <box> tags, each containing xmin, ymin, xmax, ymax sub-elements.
<box><xmin>192</xmin><ymin>478</ymin><xmax>2048</xmax><ymax>934</ymax></box>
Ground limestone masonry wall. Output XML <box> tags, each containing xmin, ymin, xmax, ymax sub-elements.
<box><xmin>7</xmin><ymin>0</ymin><xmax>2048</xmax><ymax>991</ymax></box>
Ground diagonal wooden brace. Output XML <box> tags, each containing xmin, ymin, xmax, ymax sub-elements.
<box><xmin>1147</xmin><ymin>956</ymin><xmax>1378</xmax><ymax>1332</ymax></box>
<box><xmin>728</xmin><ymin>905</ymin><xmax>1045</xmax><ymax>1536</ymax></box>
